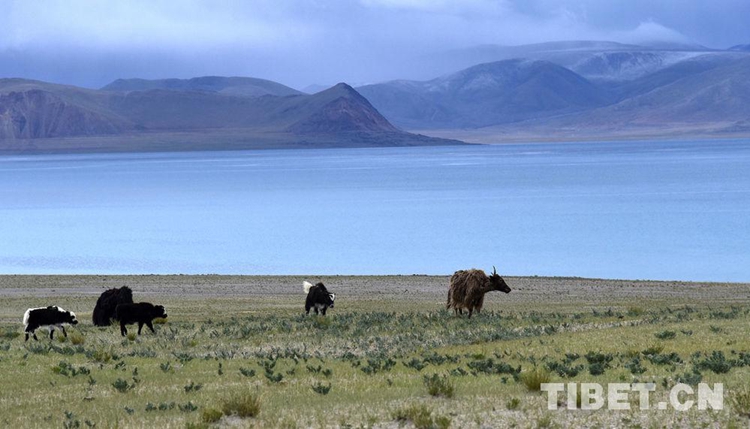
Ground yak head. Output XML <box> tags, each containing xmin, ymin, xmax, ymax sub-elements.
<box><xmin>65</xmin><ymin>310</ymin><xmax>79</xmax><ymax>325</ymax></box>
<box><xmin>152</xmin><ymin>305</ymin><xmax>168</xmax><ymax>319</ymax></box>
<box><xmin>489</xmin><ymin>266</ymin><xmax>511</xmax><ymax>293</ymax></box>
<box><xmin>328</xmin><ymin>293</ymin><xmax>335</xmax><ymax>308</ymax></box>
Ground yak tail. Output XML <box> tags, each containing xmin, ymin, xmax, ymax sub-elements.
<box><xmin>22</xmin><ymin>308</ymin><xmax>31</xmax><ymax>327</ymax></box>
<box><xmin>303</xmin><ymin>281</ymin><xmax>314</xmax><ymax>294</ymax></box>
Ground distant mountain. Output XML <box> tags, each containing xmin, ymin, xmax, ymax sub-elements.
<box><xmin>358</xmin><ymin>48</ymin><xmax>750</xmax><ymax>139</ymax></box>
<box><xmin>0</xmin><ymin>78</ymin><xmax>461</xmax><ymax>153</ymax></box>
<box><xmin>102</xmin><ymin>76</ymin><xmax>302</xmax><ymax>97</ymax></box>
<box><xmin>427</xmin><ymin>40</ymin><xmax>740</xmax><ymax>82</ymax></box>
<box><xmin>559</xmin><ymin>56</ymin><xmax>750</xmax><ymax>126</ymax></box>
<box><xmin>729</xmin><ymin>44</ymin><xmax>750</xmax><ymax>52</ymax></box>
<box><xmin>0</xmin><ymin>79</ymin><xmax>131</xmax><ymax>139</ymax></box>
<box><xmin>358</xmin><ymin>59</ymin><xmax>611</xmax><ymax>129</ymax></box>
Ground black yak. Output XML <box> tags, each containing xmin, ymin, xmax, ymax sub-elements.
<box><xmin>447</xmin><ymin>267</ymin><xmax>511</xmax><ymax>318</ymax></box>
<box><xmin>304</xmin><ymin>281</ymin><xmax>335</xmax><ymax>315</ymax></box>
<box><xmin>115</xmin><ymin>302</ymin><xmax>167</xmax><ymax>336</ymax></box>
<box><xmin>92</xmin><ymin>286</ymin><xmax>133</xmax><ymax>326</ymax></box>
<box><xmin>23</xmin><ymin>306</ymin><xmax>79</xmax><ymax>341</ymax></box>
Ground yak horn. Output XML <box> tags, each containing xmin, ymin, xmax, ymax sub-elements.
<box><xmin>492</xmin><ymin>266</ymin><xmax>497</xmax><ymax>275</ymax></box>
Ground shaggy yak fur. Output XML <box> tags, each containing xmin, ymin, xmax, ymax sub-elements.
<box><xmin>23</xmin><ymin>306</ymin><xmax>79</xmax><ymax>341</ymax></box>
<box><xmin>92</xmin><ymin>286</ymin><xmax>134</xmax><ymax>326</ymax></box>
<box><xmin>447</xmin><ymin>267</ymin><xmax>511</xmax><ymax>318</ymax></box>
<box><xmin>115</xmin><ymin>302</ymin><xmax>167</xmax><ymax>336</ymax></box>
<box><xmin>304</xmin><ymin>281</ymin><xmax>335</xmax><ymax>315</ymax></box>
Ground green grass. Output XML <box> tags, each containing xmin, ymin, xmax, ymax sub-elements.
<box><xmin>0</xmin><ymin>276</ymin><xmax>748</xmax><ymax>427</ymax></box>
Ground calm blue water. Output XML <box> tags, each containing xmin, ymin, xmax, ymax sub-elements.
<box><xmin>1</xmin><ymin>139</ymin><xmax>748</xmax><ymax>281</ymax></box>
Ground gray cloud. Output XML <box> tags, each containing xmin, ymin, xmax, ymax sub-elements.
<box><xmin>1</xmin><ymin>0</ymin><xmax>748</xmax><ymax>89</ymax></box>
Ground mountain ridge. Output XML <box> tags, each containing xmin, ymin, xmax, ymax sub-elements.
<box><xmin>0</xmin><ymin>79</ymin><xmax>463</xmax><ymax>153</ymax></box>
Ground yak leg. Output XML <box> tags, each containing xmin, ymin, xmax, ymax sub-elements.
<box><xmin>137</xmin><ymin>322</ymin><xmax>144</xmax><ymax>335</ymax></box>
<box><xmin>146</xmin><ymin>321</ymin><xmax>155</xmax><ymax>333</ymax></box>
<box><xmin>321</xmin><ymin>307</ymin><xmax>327</xmax><ymax>315</ymax></box>
<box><xmin>61</xmin><ymin>326</ymin><xmax>67</xmax><ymax>337</ymax></box>
<box><xmin>49</xmin><ymin>328</ymin><xmax>55</xmax><ymax>340</ymax></box>
<box><xmin>468</xmin><ymin>308</ymin><xmax>473</xmax><ymax>318</ymax></box>
<box><xmin>120</xmin><ymin>323</ymin><xmax>127</xmax><ymax>336</ymax></box>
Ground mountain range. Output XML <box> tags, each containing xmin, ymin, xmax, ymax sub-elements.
<box><xmin>357</xmin><ymin>41</ymin><xmax>750</xmax><ymax>140</ymax></box>
<box><xmin>2</xmin><ymin>40</ymin><xmax>750</xmax><ymax>153</ymax></box>
<box><xmin>0</xmin><ymin>77</ymin><xmax>459</xmax><ymax>154</ymax></box>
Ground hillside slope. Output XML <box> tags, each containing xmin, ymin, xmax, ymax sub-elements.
<box><xmin>358</xmin><ymin>59</ymin><xmax>611</xmax><ymax>129</ymax></box>
<box><xmin>0</xmin><ymin>79</ymin><xmax>462</xmax><ymax>153</ymax></box>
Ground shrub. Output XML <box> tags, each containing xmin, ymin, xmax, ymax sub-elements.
<box><xmin>404</xmin><ymin>358</ymin><xmax>429</xmax><ymax>371</ymax></box>
<box><xmin>546</xmin><ymin>360</ymin><xmax>583</xmax><ymax>378</ymax></box>
<box><xmin>624</xmin><ymin>357</ymin><xmax>647</xmax><ymax>375</ymax></box>
<box><xmin>179</xmin><ymin>401</ymin><xmax>198</xmax><ymax>412</ymax></box>
<box><xmin>392</xmin><ymin>405</ymin><xmax>450</xmax><ymax>429</ymax></box>
<box><xmin>506</xmin><ymin>397</ymin><xmax>521</xmax><ymax>410</ymax></box>
<box><xmin>654</xmin><ymin>330</ymin><xmax>676</xmax><ymax>340</ymax></box>
<box><xmin>520</xmin><ymin>368</ymin><xmax>552</xmax><ymax>391</ymax></box>
<box><xmin>184</xmin><ymin>381</ymin><xmax>203</xmax><ymax>393</ymax></box>
<box><xmin>676</xmin><ymin>368</ymin><xmax>703</xmax><ymax>386</ymax></box>
<box><xmin>646</xmin><ymin>352</ymin><xmax>683</xmax><ymax>366</ymax></box>
<box><xmin>51</xmin><ymin>361</ymin><xmax>90</xmax><ymax>377</ymax></box>
<box><xmin>585</xmin><ymin>351</ymin><xmax>613</xmax><ymax>376</ymax></box>
<box><xmin>695</xmin><ymin>351</ymin><xmax>732</xmax><ymax>374</ymax></box>
<box><xmin>589</xmin><ymin>362</ymin><xmax>607</xmax><ymax>376</ymax></box>
<box><xmin>221</xmin><ymin>392</ymin><xmax>261</xmax><ymax>418</ymax></box>
<box><xmin>312</xmin><ymin>381</ymin><xmax>332</xmax><ymax>395</ymax></box>
<box><xmin>87</xmin><ymin>347</ymin><xmax>112</xmax><ymax>364</ymax></box>
<box><xmin>201</xmin><ymin>408</ymin><xmax>223</xmax><ymax>423</ymax></box>
<box><xmin>68</xmin><ymin>332</ymin><xmax>85</xmax><ymax>345</ymax></box>
<box><xmin>239</xmin><ymin>367</ymin><xmax>256</xmax><ymax>377</ymax></box>
<box><xmin>1</xmin><ymin>328</ymin><xmax>21</xmax><ymax>340</ymax></box>
<box><xmin>730</xmin><ymin>387</ymin><xmax>750</xmax><ymax>418</ymax></box>
<box><xmin>627</xmin><ymin>307</ymin><xmax>644</xmax><ymax>316</ymax></box>
<box><xmin>642</xmin><ymin>345</ymin><xmax>664</xmax><ymax>356</ymax></box>
<box><xmin>423</xmin><ymin>374</ymin><xmax>455</xmax><ymax>398</ymax></box>
<box><xmin>112</xmin><ymin>378</ymin><xmax>135</xmax><ymax>393</ymax></box>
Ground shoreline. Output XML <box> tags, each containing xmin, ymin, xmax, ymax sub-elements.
<box><xmin>1</xmin><ymin>130</ymin><xmax>748</xmax><ymax>156</ymax></box>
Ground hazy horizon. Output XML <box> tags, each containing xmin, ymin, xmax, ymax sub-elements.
<box><xmin>2</xmin><ymin>0</ymin><xmax>749</xmax><ymax>91</ymax></box>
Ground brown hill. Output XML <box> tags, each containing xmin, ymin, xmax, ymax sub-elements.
<box><xmin>0</xmin><ymin>79</ymin><xmax>462</xmax><ymax>153</ymax></box>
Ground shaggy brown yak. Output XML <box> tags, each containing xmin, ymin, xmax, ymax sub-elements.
<box><xmin>447</xmin><ymin>267</ymin><xmax>511</xmax><ymax>317</ymax></box>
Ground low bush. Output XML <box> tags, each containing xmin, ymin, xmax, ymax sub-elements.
<box><xmin>520</xmin><ymin>368</ymin><xmax>552</xmax><ymax>391</ymax></box>
<box><xmin>221</xmin><ymin>392</ymin><xmax>261</xmax><ymax>418</ymax></box>
<box><xmin>423</xmin><ymin>374</ymin><xmax>454</xmax><ymax>398</ymax></box>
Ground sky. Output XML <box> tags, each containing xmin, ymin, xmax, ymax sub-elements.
<box><xmin>1</xmin><ymin>0</ymin><xmax>748</xmax><ymax>90</ymax></box>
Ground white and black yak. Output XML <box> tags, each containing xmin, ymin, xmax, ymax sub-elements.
<box><xmin>22</xmin><ymin>306</ymin><xmax>79</xmax><ymax>341</ymax></box>
<box><xmin>92</xmin><ymin>286</ymin><xmax>134</xmax><ymax>326</ymax></box>
<box><xmin>304</xmin><ymin>281</ymin><xmax>335</xmax><ymax>315</ymax></box>
<box><xmin>447</xmin><ymin>267</ymin><xmax>511</xmax><ymax>318</ymax></box>
<box><xmin>115</xmin><ymin>302</ymin><xmax>167</xmax><ymax>336</ymax></box>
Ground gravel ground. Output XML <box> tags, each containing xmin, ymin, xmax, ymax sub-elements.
<box><xmin>1</xmin><ymin>275</ymin><xmax>747</xmax><ymax>323</ymax></box>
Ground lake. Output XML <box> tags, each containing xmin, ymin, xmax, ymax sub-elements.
<box><xmin>1</xmin><ymin>139</ymin><xmax>748</xmax><ymax>281</ymax></box>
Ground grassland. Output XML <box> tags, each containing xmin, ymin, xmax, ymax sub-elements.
<box><xmin>0</xmin><ymin>275</ymin><xmax>748</xmax><ymax>428</ymax></box>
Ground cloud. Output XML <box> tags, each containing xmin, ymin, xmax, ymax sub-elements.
<box><xmin>614</xmin><ymin>20</ymin><xmax>690</xmax><ymax>44</ymax></box>
<box><xmin>0</xmin><ymin>0</ymin><xmax>316</xmax><ymax>51</ymax></box>
<box><xmin>0</xmin><ymin>0</ymin><xmax>748</xmax><ymax>88</ymax></box>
